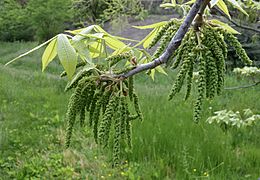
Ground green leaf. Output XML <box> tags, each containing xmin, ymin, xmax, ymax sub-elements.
<box><xmin>160</xmin><ymin>3</ymin><xmax>176</xmax><ymax>9</ymax></box>
<box><xmin>5</xmin><ymin>36</ymin><xmax>57</xmax><ymax>66</ymax></box>
<box><xmin>42</xmin><ymin>38</ymin><xmax>57</xmax><ymax>72</ymax></box>
<box><xmin>134</xmin><ymin>28</ymin><xmax>160</xmax><ymax>48</ymax></box>
<box><xmin>57</xmin><ymin>34</ymin><xmax>78</xmax><ymax>80</ymax></box>
<box><xmin>132</xmin><ymin>21</ymin><xmax>167</xmax><ymax>29</ymax></box>
<box><xmin>155</xmin><ymin>66</ymin><xmax>168</xmax><ymax>75</ymax></box>
<box><xmin>104</xmin><ymin>35</ymin><xmax>126</xmax><ymax>50</ymax></box>
<box><xmin>150</xmin><ymin>69</ymin><xmax>155</xmax><ymax>81</ymax></box>
<box><xmin>217</xmin><ymin>0</ymin><xmax>231</xmax><ymax>19</ymax></box>
<box><xmin>226</xmin><ymin>0</ymin><xmax>249</xmax><ymax>16</ymax></box>
<box><xmin>71</xmin><ymin>25</ymin><xmax>95</xmax><ymax>42</ymax></box>
<box><xmin>73</xmin><ymin>40</ymin><xmax>92</xmax><ymax>64</ymax></box>
<box><xmin>184</xmin><ymin>0</ymin><xmax>196</xmax><ymax>5</ymax></box>
<box><xmin>210</xmin><ymin>19</ymin><xmax>240</xmax><ymax>34</ymax></box>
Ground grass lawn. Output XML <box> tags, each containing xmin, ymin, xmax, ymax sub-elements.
<box><xmin>0</xmin><ymin>42</ymin><xmax>259</xmax><ymax>179</ymax></box>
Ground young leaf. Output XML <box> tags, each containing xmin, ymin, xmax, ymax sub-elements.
<box><xmin>104</xmin><ymin>35</ymin><xmax>126</xmax><ymax>50</ymax></box>
<box><xmin>42</xmin><ymin>38</ymin><xmax>57</xmax><ymax>72</ymax></box>
<box><xmin>160</xmin><ymin>3</ymin><xmax>176</xmax><ymax>9</ymax></box>
<box><xmin>155</xmin><ymin>66</ymin><xmax>168</xmax><ymax>75</ymax></box>
<box><xmin>5</xmin><ymin>36</ymin><xmax>57</xmax><ymax>66</ymax></box>
<box><xmin>133</xmin><ymin>21</ymin><xmax>167</xmax><ymax>29</ymax></box>
<box><xmin>71</xmin><ymin>25</ymin><xmax>95</xmax><ymax>42</ymax></box>
<box><xmin>226</xmin><ymin>0</ymin><xmax>249</xmax><ymax>16</ymax></box>
<box><xmin>217</xmin><ymin>0</ymin><xmax>231</xmax><ymax>19</ymax></box>
<box><xmin>210</xmin><ymin>19</ymin><xmax>240</xmax><ymax>34</ymax></box>
<box><xmin>57</xmin><ymin>34</ymin><xmax>78</xmax><ymax>80</ymax></box>
<box><xmin>134</xmin><ymin>27</ymin><xmax>160</xmax><ymax>48</ymax></box>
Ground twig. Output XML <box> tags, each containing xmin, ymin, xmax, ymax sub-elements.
<box><xmin>224</xmin><ymin>81</ymin><xmax>260</xmax><ymax>90</ymax></box>
<box><xmin>118</xmin><ymin>0</ymin><xmax>209</xmax><ymax>79</ymax></box>
<box><xmin>214</xmin><ymin>8</ymin><xmax>260</xmax><ymax>34</ymax></box>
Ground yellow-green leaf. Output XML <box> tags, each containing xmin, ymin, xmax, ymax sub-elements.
<box><xmin>150</xmin><ymin>69</ymin><xmax>156</xmax><ymax>81</ymax></box>
<box><xmin>210</xmin><ymin>19</ymin><xmax>240</xmax><ymax>34</ymax></box>
<box><xmin>133</xmin><ymin>21</ymin><xmax>167</xmax><ymax>29</ymax></box>
<box><xmin>226</xmin><ymin>0</ymin><xmax>249</xmax><ymax>16</ymax></box>
<box><xmin>134</xmin><ymin>28</ymin><xmax>160</xmax><ymax>48</ymax></box>
<box><xmin>42</xmin><ymin>38</ymin><xmax>57</xmax><ymax>72</ymax></box>
<box><xmin>57</xmin><ymin>34</ymin><xmax>78</xmax><ymax>80</ymax></box>
<box><xmin>217</xmin><ymin>0</ymin><xmax>231</xmax><ymax>19</ymax></box>
<box><xmin>160</xmin><ymin>3</ymin><xmax>176</xmax><ymax>9</ymax></box>
<box><xmin>104</xmin><ymin>35</ymin><xmax>126</xmax><ymax>50</ymax></box>
<box><xmin>5</xmin><ymin>36</ymin><xmax>57</xmax><ymax>66</ymax></box>
<box><xmin>155</xmin><ymin>66</ymin><xmax>168</xmax><ymax>75</ymax></box>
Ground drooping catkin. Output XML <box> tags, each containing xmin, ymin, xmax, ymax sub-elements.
<box><xmin>106</xmin><ymin>52</ymin><xmax>132</xmax><ymax>67</ymax></box>
<box><xmin>65</xmin><ymin>78</ymin><xmax>87</xmax><ymax>148</ymax></box>
<box><xmin>128</xmin><ymin>76</ymin><xmax>134</xmax><ymax>101</ymax></box>
<box><xmin>148</xmin><ymin>18</ymin><xmax>180</xmax><ymax>49</ymax></box>
<box><xmin>98</xmin><ymin>94</ymin><xmax>118</xmax><ymax>147</ymax></box>
<box><xmin>92</xmin><ymin>89</ymin><xmax>104</xmax><ymax>143</ymax></box>
<box><xmin>133</xmin><ymin>91</ymin><xmax>143</xmax><ymax>121</ymax></box>
<box><xmin>224</xmin><ymin>32</ymin><xmax>252</xmax><ymax>65</ymax></box>
<box><xmin>184</xmin><ymin>51</ymin><xmax>195</xmax><ymax>100</ymax></box>
<box><xmin>89</xmin><ymin>90</ymin><xmax>100</xmax><ymax>127</ymax></box>
<box><xmin>193</xmin><ymin>49</ymin><xmax>206</xmax><ymax>123</ymax></box>
<box><xmin>152</xmin><ymin>25</ymin><xmax>179</xmax><ymax>59</ymax></box>
<box><xmin>202</xmin><ymin>27</ymin><xmax>225</xmax><ymax>95</ymax></box>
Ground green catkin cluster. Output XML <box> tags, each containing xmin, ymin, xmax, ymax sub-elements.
<box><xmin>148</xmin><ymin>18</ymin><xmax>181</xmax><ymax>49</ymax></box>
<box><xmin>106</xmin><ymin>52</ymin><xmax>132</xmax><ymax>67</ymax></box>
<box><xmin>63</xmin><ymin>62</ymin><xmax>143</xmax><ymax>166</ymax></box>
<box><xmin>167</xmin><ymin>21</ymin><xmax>252</xmax><ymax>123</ymax></box>
<box><xmin>168</xmin><ymin>30</ymin><xmax>197</xmax><ymax>100</ymax></box>
<box><xmin>223</xmin><ymin>32</ymin><xmax>252</xmax><ymax>65</ymax></box>
<box><xmin>193</xmin><ymin>50</ymin><xmax>206</xmax><ymax>123</ymax></box>
<box><xmin>153</xmin><ymin>24</ymin><xmax>181</xmax><ymax>59</ymax></box>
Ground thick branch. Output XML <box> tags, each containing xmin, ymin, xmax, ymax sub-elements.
<box><xmin>215</xmin><ymin>8</ymin><xmax>260</xmax><ymax>34</ymax></box>
<box><xmin>224</xmin><ymin>81</ymin><xmax>260</xmax><ymax>90</ymax></box>
<box><xmin>121</xmin><ymin>0</ymin><xmax>207</xmax><ymax>79</ymax></box>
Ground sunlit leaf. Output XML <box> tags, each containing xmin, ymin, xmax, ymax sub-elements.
<box><xmin>5</xmin><ymin>36</ymin><xmax>57</xmax><ymax>66</ymax></box>
<box><xmin>160</xmin><ymin>3</ymin><xmax>176</xmax><ymax>8</ymax></box>
<box><xmin>133</xmin><ymin>21</ymin><xmax>167</xmax><ymax>29</ymax></box>
<box><xmin>184</xmin><ymin>0</ymin><xmax>196</xmax><ymax>5</ymax></box>
<box><xmin>150</xmin><ymin>69</ymin><xmax>155</xmax><ymax>81</ymax></box>
<box><xmin>155</xmin><ymin>66</ymin><xmax>168</xmax><ymax>75</ymax></box>
<box><xmin>42</xmin><ymin>38</ymin><xmax>57</xmax><ymax>71</ymax></box>
<box><xmin>226</xmin><ymin>0</ymin><xmax>249</xmax><ymax>16</ymax></box>
<box><xmin>57</xmin><ymin>34</ymin><xmax>78</xmax><ymax>79</ymax></box>
<box><xmin>72</xmin><ymin>25</ymin><xmax>95</xmax><ymax>42</ymax></box>
<box><xmin>134</xmin><ymin>28</ymin><xmax>160</xmax><ymax>48</ymax></box>
<box><xmin>217</xmin><ymin>0</ymin><xmax>231</xmax><ymax>19</ymax></box>
<box><xmin>210</xmin><ymin>19</ymin><xmax>240</xmax><ymax>34</ymax></box>
<box><xmin>104</xmin><ymin>35</ymin><xmax>126</xmax><ymax>50</ymax></box>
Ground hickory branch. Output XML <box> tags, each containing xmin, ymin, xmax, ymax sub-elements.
<box><xmin>120</xmin><ymin>0</ymin><xmax>209</xmax><ymax>79</ymax></box>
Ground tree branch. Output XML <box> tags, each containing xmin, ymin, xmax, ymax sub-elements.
<box><xmin>119</xmin><ymin>0</ymin><xmax>208</xmax><ymax>79</ymax></box>
<box><xmin>214</xmin><ymin>8</ymin><xmax>260</xmax><ymax>34</ymax></box>
<box><xmin>224</xmin><ymin>81</ymin><xmax>260</xmax><ymax>90</ymax></box>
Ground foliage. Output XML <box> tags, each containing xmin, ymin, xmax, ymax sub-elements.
<box><xmin>26</xmin><ymin>0</ymin><xmax>73</xmax><ymax>42</ymax></box>
<box><xmin>207</xmin><ymin>109</ymin><xmax>260</xmax><ymax>130</ymax></box>
<box><xmin>233</xmin><ymin>66</ymin><xmax>260</xmax><ymax>78</ymax></box>
<box><xmin>72</xmin><ymin>0</ymin><xmax>107</xmax><ymax>24</ymax></box>
<box><xmin>101</xmin><ymin>0</ymin><xmax>147</xmax><ymax>22</ymax></box>
<box><xmin>0</xmin><ymin>0</ymin><xmax>33</xmax><ymax>41</ymax></box>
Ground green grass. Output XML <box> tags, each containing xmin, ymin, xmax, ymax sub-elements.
<box><xmin>0</xmin><ymin>42</ymin><xmax>260</xmax><ymax>179</ymax></box>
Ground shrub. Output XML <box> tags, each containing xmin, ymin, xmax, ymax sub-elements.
<box><xmin>0</xmin><ymin>0</ymin><xmax>34</xmax><ymax>41</ymax></box>
<box><xmin>27</xmin><ymin>0</ymin><xmax>73</xmax><ymax>42</ymax></box>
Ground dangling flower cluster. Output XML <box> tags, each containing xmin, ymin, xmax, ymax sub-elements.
<box><xmin>148</xmin><ymin>18</ymin><xmax>182</xmax><ymax>59</ymax></box>
<box><xmin>64</xmin><ymin>60</ymin><xmax>143</xmax><ymax>166</ymax></box>
<box><xmin>151</xmin><ymin>19</ymin><xmax>253</xmax><ymax>123</ymax></box>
